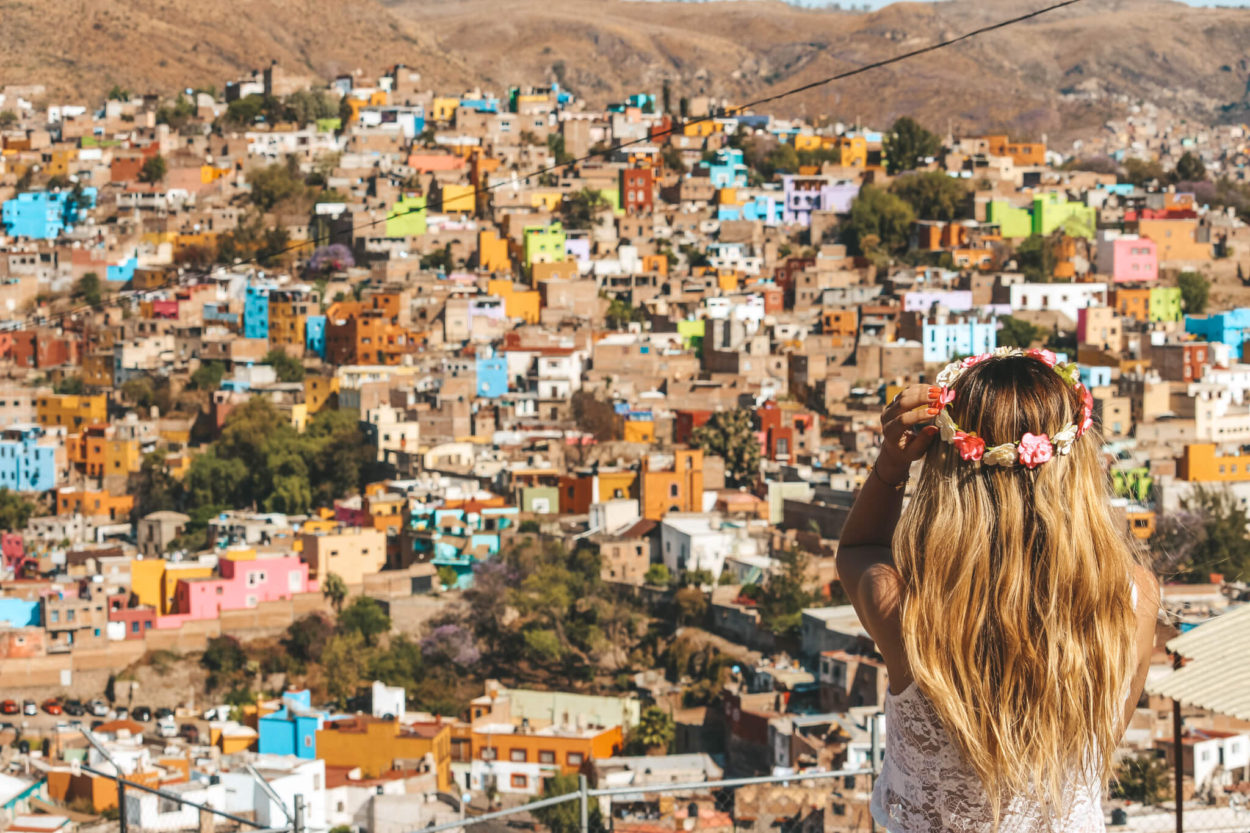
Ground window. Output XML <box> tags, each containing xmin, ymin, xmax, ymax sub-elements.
<box><xmin>669</xmin><ymin>483</ymin><xmax>679</xmax><ymax>498</ymax></box>
<box><xmin>510</xmin><ymin>749</ymin><xmax>527</xmax><ymax>762</ymax></box>
<box><xmin>482</xmin><ymin>747</ymin><xmax>497</xmax><ymax>760</ymax></box>
<box><xmin>567</xmin><ymin>752</ymin><xmax>584</xmax><ymax>766</ymax></box>
<box><xmin>511</xmin><ymin>774</ymin><xmax>528</xmax><ymax>789</ymax></box>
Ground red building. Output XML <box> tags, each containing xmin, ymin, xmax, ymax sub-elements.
<box><xmin>621</xmin><ymin>168</ymin><xmax>654</xmax><ymax>216</ymax></box>
<box><xmin>673</xmin><ymin>409</ymin><xmax>713</xmax><ymax>445</ymax></box>
<box><xmin>8</xmin><ymin>329</ymin><xmax>77</xmax><ymax>368</ymax></box>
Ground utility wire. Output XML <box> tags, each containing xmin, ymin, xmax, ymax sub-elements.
<box><xmin>17</xmin><ymin>0</ymin><xmax>1081</xmax><ymax>330</ymax></box>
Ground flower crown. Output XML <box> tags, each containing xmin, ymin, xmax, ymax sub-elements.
<box><xmin>931</xmin><ymin>347</ymin><xmax>1094</xmax><ymax>469</ymax></box>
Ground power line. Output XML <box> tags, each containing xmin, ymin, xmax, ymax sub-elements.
<box><xmin>14</xmin><ymin>0</ymin><xmax>1081</xmax><ymax>330</ymax></box>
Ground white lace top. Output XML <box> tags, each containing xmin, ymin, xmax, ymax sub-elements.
<box><xmin>868</xmin><ymin>682</ymin><xmax>1104</xmax><ymax>832</ymax></box>
<box><xmin>870</xmin><ymin>584</ymin><xmax>1138</xmax><ymax>832</ymax></box>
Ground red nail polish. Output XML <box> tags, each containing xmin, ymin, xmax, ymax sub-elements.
<box><xmin>926</xmin><ymin>406</ymin><xmax>939</xmax><ymax>415</ymax></box>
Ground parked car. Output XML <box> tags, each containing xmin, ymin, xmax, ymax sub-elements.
<box><xmin>201</xmin><ymin>706</ymin><xmax>231</xmax><ymax>721</ymax></box>
<box><xmin>63</xmin><ymin>700</ymin><xmax>85</xmax><ymax>717</ymax></box>
<box><xmin>113</xmin><ymin>707</ymin><xmax>129</xmax><ymax>720</ymax></box>
<box><xmin>179</xmin><ymin>724</ymin><xmax>199</xmax><ymax>743</ymax></box>
<box><xmin>41</xmin><ymin>699</ymin><xmax>62</xmax><ymax>716</ymax></box>
<box><xmin>155</xmin><ymin>707</ymin><xmax>174</xmax><ymax>720</ymax></box>
<box><xmin>131</xmin><ymin>706</ymin><xmax>152</xmax><ymax>722</ymax></box>
<box><xmin>88</xmin><ymin>699</ymin><xmax>109</xmax><ymax>717</ymax></box>
<box><xmin>0</xmin><ymin>701</ymin><xmax>18</xmax><ymax>716</ymax></box>
<box><xmin>21</xmin><ymin>701</ymin><xmax>37</xmax><ymax>717</ymax></box>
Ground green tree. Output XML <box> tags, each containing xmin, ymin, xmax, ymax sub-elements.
<box><xmin>1177</xmin><ymin>270</ymin><xmax>1210</xmax><ymax>314</ymax></box>
<box><xmin>139</xmin><ymin>155</ymin><xmax>167</xmax><ymax>184</ymax></box>
<box><xmin>1172</xmin><ymin>151</ymin><xmax>1206</xmax><ymax>183</ymax></box>
<box><xmin>1154</xmin><ymin>485</ymin><xmax>1250</xmax><ymax>582</ymax></box>
<box><xmin>890</xmin><ymin>171</ymin><xmax>969</xmax><ymax>221</ymax></box>
<box><xmin>368</xmin><ymin>636</ymin><xmax>425</xmax><ymax>694</ymax></box>
<box><xmin>843</xmin><ymin>186</ymin><xmax>915</xmax><ymax>256</ymax></box>
<box><xmin>546</xmin><ymin>133</ymin><xmax>574</xmax><ymax>165</ymax></box>
<box><xmin>605</xmin><ymin>297</ymin><xmax>644</xmax><ymax>330</ymax></box>
<box><xmin>280</xmin><ymin>613</ymin><xmax>333</xmax><ymax>665</ymax></box>
<box><xmin>121</xmin><ymin>377</ymin><xmax>157</xmax><ymax>411</ymax></box>
<box><xmin>764</xmin><ymin>143</ymin><xmax>800</xmax><ymax>176</ymax></box>
<box><xmin>247</xmin><ymin>157</ymin><xmax>307</xmax><ymax>211</ymax></box>
<box><xmin>321</xmin><ymin>631</ymin><xmax>368</xmax><ymax>707</ymax></box>
<box><xmin>529</xmin><ymin>774</ymin><xmax>603</xmax><ymax>833</ymax></box>
<box><xmin>201</xmin><ymin>636</ymin><xmax>247</xmax><ymax>689</ymax></box>
<box><xmin>189</xmin><ymin>360</ymin><xmax>227</xmax><ymax>390</ymax></box>
<box><xmin>661</xmin><ymin>143</ymin><xmax>686</xmax><ymax>174</ymax></box>
<box><xmin>437</xmin><ymin>566</ymin><xmax>458</xmax><ymax>589</ymax></box>
<box><xmin>0</xmin><ymin>489</ymin><xmax>37</xmax><ymax>531</ymax></box>
<box><xmin>156</xmin><ymin>96</ymin><xmax>197</xmax><ymax>131</ymax></box>
<box><xmin>338</xmin><ymin>595</ymin><xmax>391</xmax><ymax>646</ymax></box>
<box><xmin>996</xmin><ymin>315</ymin><xmax>1043</xmax><ymax>349</ymax></box>
<box><xmin>53</xmin><ymin>376</ymin><xmax>86</xmax><ymax>395</ymax></box>
<box><xmin>643</xmin><ymin>563</ymin><xmax>671</xmax><ymax>586</ymax></box>
<box><xmin>562</xmin><ymin>188</ymin><xmax>610</xmax><ymax>230</ymax></box>
<box><xmin>107</xmin><ymin>85</ymin><xmax>130</xmax><ymax>102</ymax></box>
<box><xmin>883</xmin><ymin>116</ymin><xmax>941</xmax><ymax>175</ymax></box>
<box><xmin>672</xmin><ymin>586</ymin><xmax>707</xmax><ymax>625</ymax></box>
<box><xmin>523</xmin><ymin>628</ymin><xmax>565</xmax><ymax>664</ymax></box>
<box><xmin>0</xmin><ymin>111</ymin><xmax>17</xmax><ymax>128</ymax></box>
<box><xmin>283</xmin><ymin>90</ymin><xmax>338</xmax><ymax>125</ymax></box>
<box><xmin>625</xmin><ymin>706</ymin><xmax>675</xmax><ymax>755</ymax></box>
<box><xmin>691</xmin><ymin>409</ymin><xmax>761</xmax><ymax>487</ymax></box>
<box><xmin>131</xmin><ymin>453</ymin><xmax>180</xmax><ymax>519</ymax></box>
<box><xmin>264</xmin><ymin>349</ymin><xmax>305</xmax><ymax>383</ymax></box>
<box><xmin>1112</xmin><ymin>753</ymin><xmax>1171</xmax><ymax>805</ymax></box>
<box><xmin>1122</xmin><ymin>158</ymin><xmax>1167</xmax><ymax>188</ymax></box>
<box><xmin>73</xmin><ymin>272</ymin><xmax>102</xmax><ymax>306</ymax></box>
<box><xmin>1014</xmin><ymin>234</ymin><xmax>1056</xmax><ymax>282</ymax></box>
<box><xmin>758</xmin><ymin>548</ymin><xmax>816</xmax><ymax>638</ymax></box>
<box><xmin>322</xmin><ymin>572</ymin><xmax>348</xmax><ymax>613</ymax></box>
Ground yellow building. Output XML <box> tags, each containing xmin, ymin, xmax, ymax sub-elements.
<box><xmin>305</xmin><ymin>376</ymin><xmax>340</xmax><ymax>413</ymax></box>
<box><xmin>478</xmin><ymin>230</ymin><xmax>511</xmax><ymax>273</ymax></box>
<box><xmin>529</xmin><ymin>192</ymin><xmax>563</xmax><ymax>212</ymax></box>
<box><xmin>487</xmin><ymin>279</ymin><xmax>541</xmax><ymax>324</ymax></box>
<box><xmin>317</xmin><ymin>717</ymin><xmax>452</xmax><ymax>788</ymax></box>
<box><xmin>431</xmin><ymin>97</ymin><xmax>461</xmax><ymax>122</ymax></box>
<box><xmin>299</xmin><ymin>526</ymin><xmax>387</xmax><ymax>586</ymax></box>
<box><xmin>37</xmin><ymin>394</ymin><xmax>107</xmax><ymax>430</ymax></box>
<box><xmin>793</xmin><ymin>134</ymin><xmax>821</xmax><ymax>152</ymax></box>
<box><xmin>164</xmin><ymin>562</ymin><xmax>215</xmax><ymax>614</ymax></box>
<box><xmin>439</xmin><ymin>184</ymin><xmax>476</xmax><ymax>214</ymax></box>
<box><xmin>623</xmin><ymin>420</ymin><xmax>655</xmax><ymax>444</ymax></box>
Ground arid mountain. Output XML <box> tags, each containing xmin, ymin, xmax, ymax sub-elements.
<box><xmin>2</xmin><ymin>0</ymin><xmax>1249</xmax><ymax>137</ymax></box>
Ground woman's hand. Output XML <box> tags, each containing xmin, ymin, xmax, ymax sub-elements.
<box><xmin>876</xmin><ymin>384</ymin><xmax>942</xmax><ymax>485</ymax></box>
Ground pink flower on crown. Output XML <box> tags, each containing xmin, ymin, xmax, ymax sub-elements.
<box><xmin>1018</xmin><ymin>432</ymin><xmax>1054</xmax><ymax>469</ymax></box>
<box><xmin>961</xmin><ymin>353</ymin><xmax>991</xmax><ymax>369</ymax></box>
<box><xmin>1026</xmin><ymin>348</ymin><xmax>1059</xmax><ymax>368</ymax></box>
<box><xmin>1078</xmin><ymin>384</ymin><xmax>1095</xmax><ymax>434</ymax></box>
<box><xmin>937</xmin><ymin>387</ymin><xmax>956</xmax><ymax>407</ymax></box>
<box><xmin>953</xmin><ymin>433</ymin><xmax>985</xmax><ymax>462</ymax></box>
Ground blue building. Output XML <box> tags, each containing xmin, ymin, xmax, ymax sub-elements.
<box><xmin>1</xmin><ymin>188</ymin><xmax>97</xmax><ymax>239</ymax></box>
<box><xmin>459</xmin><ymin>96</ymin><xmax>500</xmax><ymax>113</ymax></box>
<box><xmin>707</xmin><ymin>149</ymin><xmax>749</xmax><ymax>189</ymax></box>
<box><xmin>257</xmin><ymin>690</ymin><xmax>331</xmax><ymax>759</ymax></box>
<box><xmin>0</xmin><ymin>426</ymin><xmax>57</xmax><ymax>493</ymax></box>
<box><xmin>717</xmin><ymin>193</ymin><xmax>783</xmax><ymax>225</ymax></box>
<box><xmin>305</xmin><ymin>316</ymin><xmax>327</xmax><ymax>359</ymax></box>
<box><xmin>1079</xmin><ymin>365</ymin><xmax>1113</xmax><ymax>389</ymax></box>
<box><xmin>1186</xmin><ymin>308</ymin><xmax>1250</xmax><ymax>358</ymax></box>
<box><xmin>243</xmin><ymin>284</ymin><xmax>272</xmax><ymax>341</ymax></box>
<box><xmin>0</xmin><ymin>599</ymin><xmax>39</xmax><ymax>628</ymax></box>
<box><xmin>106</xmin><ymin>255</ymin><xmax>138</xmax><ymax>283</ymax></box>
<box><xmin>475</xmin><ymin>356</ymin><xmax>508</xmax><ymax>398</ymax></box>
<box><xmin>921</xmin><ymin>320</ymin><xmax>997</xmax><ymax>364</ymax></box>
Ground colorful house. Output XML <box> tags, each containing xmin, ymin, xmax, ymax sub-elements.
<box><xmin>244</xmin><ymin>283</ymin><xmax>272</xmax><ymax>341</ymax></box>
<box><xmin>781</xmin><ymin>176</ymin><xmax>859</xmax><ymax>226</ymax></box>
<box><xmin>0</xmin><ymin>426</ymin><xmax>57</xmax><ymax>492</ymax></box>
<box><xmin>475</xmin><ymin>355</ymin><xmax>508</xmax><ymax>398</ymax></box>
<box><xmin>306</xmin><ymin>316</ymin><xmax>327</xmax><ymax>358</ymax></box>
<box><xmin>317</xmin><ymin>716</ymin><xmax>452</xmax><ymax>788</ymax></box>
<box><xmin>1186</xmin><ymin>308</ymin><xmax>1250</xmax><ymax>358</ymax></box>
<box><xmin>1</xmin><ymin>188</ymin><xmax>97</xmax><ymax>239</ymax></box>
<box><xmin>168</xmin><ymin>550</ymin><xmax>313</xmax><ymax>620</ymax></box>
<box><xmin>1033</xmin><ymin>194</ymin><xmax>1096</xmax><ymax>239</ymax></box>
<box><xmin>1096</xmin><ymin>231</ymin><xmax>1158</xmax><ymax>282</ymax></box>
<box><xmin>707</xmin><ymin>149</ymin><xmax>749</xmax><ymax>189</ymax></box>
<box><xmin>386</xmin><ymin>195</ymin><xmax>428</xmax><ymax>238</ymax></box>
<box><xmin>523</xmin><ymin>223</ymin><xmax>567</xmax><ymax>271</ymax></box>
<box><xmin>640</xmin><ymin>449</ymin><xmax>704</xmax><ymax>521</ymax></box>
<box><xmin>922</xmin><ymin>318</ymin><xmax>997</xmax><ymax>364</ymax></box>
<box><xmin>258</xmin><ymin>690</ymin><xmax>331</xmax><ymax>759</ymax></box>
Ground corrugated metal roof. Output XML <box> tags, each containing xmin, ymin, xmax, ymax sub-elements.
<box><xmin>1145</xmin><ymin>603</ymin><xmax>1250</xmax><ymax>720</ymax></box>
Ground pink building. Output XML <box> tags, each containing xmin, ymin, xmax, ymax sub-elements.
<box><xmin>166</xmin><ymin>552</ymin><xmax>312</xmax><ymax>622</ymax></box>
<box><xmin>2</xmin><ymin>533</ymin><xmax>25</xmax><ymax>573</ymax></box>
<box><xmin>1096</xmin><ymin>231</ymin><xmax>1158</xmax><ymax>283</ymax></box>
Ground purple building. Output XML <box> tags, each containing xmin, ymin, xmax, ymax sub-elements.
<box><xmin>781</xmin><ymin>176</ymin><xmax>860</xmax><ymax>226</ymax></box>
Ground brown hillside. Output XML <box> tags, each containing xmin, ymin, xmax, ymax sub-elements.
<box><xmin>2</xmin><ymin>0</ymin><xmax>1249</xmax><ymax>135</ymax></box>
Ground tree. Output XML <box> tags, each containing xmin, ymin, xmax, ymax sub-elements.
<box><xmin>1014</xmin><ymin>234</ymin><xmax>1057</xmax><ymax>282</ymax></box>
<box><xmin>121</xmin><ymin>377</ymin><xmax>158</xmax><ymax>411</ymax></box>
<box><xmin>201</xmin><ymin>636</ymin><xmax>247</xmax><ymax>689</ymax></box>
<box><xmin>321</xmin><ymin>632</ymin><xmax>369</xmax><ymax>707</ymax></box>
<box><xmin>1112</xmin><ymin>753</ymin><xmax>1171</xmax><ymax>805</ymax></box>
<box><xmin>883</xmin><ymin>116</ymin><xmax>941</xmax><ymax>175</ymax></box>
<box><xmin>307</xmin><ymin>244</ymin><xmax>354</xmax><ymax>275</ymax></box>
<box><xmin>321</xmin><ymin>572</ymin><xmax>348</xmax><ymax>613</ymax></box>
<box><xmin>672</xmin><ymin>587</ymin><xmax>708</xmax><ymax>625</ymax></box>
<box><xmin>691</xmin><ymin>409</ymin><xmax>761</xmax><ymax>488</ymax></box>
<box><xmin>188</xmin><ymin>360</ymin><xmax>227</xmax><ymax>390</ymax></box>
<box><xmin>843</xmin><ymin>186</ymin><xmax>915</xmax><ymax>256</ymax></box>
<box><xmin>1122</xmin><ymin>158</ymin><xmax>1167</xmax><ymax>188</ymax></box>
<box><xmin>571</xmin><ymin>391</ymin><xmax>618</xmax><ymax>441</ymax></box>
<box><xmin>0</xmin><ymin>489</ymin><xmax>36</xmax><ymax>531</ymax></box>
<box><xmin>107</xmin><ymin>85</ymin><xmax>130</xmax><ymax>102</ymax></box>
<box><xmin>1177</xmin><ymin>271</ymin><xmax>1210</xmax><ymax>314</ymax></box>
<box><xmin>562</xmin><ymin>188</ymin><xmax>610</xmax><ymax>230</ymax></box>
<box><xmin>139</xmin><ymin>155</ymin><xmax>167</xmax><ymax>184</ymax></box>
<box><xmin>661</xmin><ymin>143</ymin><xmax>686</xmax><ymax>174</ymax></box>
<box><xmin>53</xmin><ymin>376</ymin><xmax>86</xmax><ymax>395</ymax></box>
<box><xmin>890</xmin><ymin>171</ymin><xmax>969</xmax><ymax>222</ymax></box>
<box><xmin>996</xmin><ymin>315</ymin><xmax>1043</xmax><ymax>349</ymax></box>
<box><xmin>758</xmin><ymin>548</ymin><xmax>816</xmax><ymax>638</ymax></box>
<box><xmin>625</xmin><ymin>706</ymin><xmax>675</xmax><ymax>755</ymax></box>
<box><xmin>264</xmin><ymin>349</ymin><xmax>305</xmax><ymax>383</ymax></box>
<box><xmin>643</xmin><ymin>564</ymin><xmax>671</xmax><ymax>586</ymax></box>
<box><xmin>1172</xmin><ymin>151</ymin><xmax>1206</xmax><ymax>184</ymax></box>
<box><xmin>1152</xmin><ymin>485</ymin><xmax>1250</xmax><ymax>582</ymax></box>
<box><xmin>419</xmin><ymin>623</ymin><xmax>480</xmax><ymax>668</ymax></box>
<box><xmin>338</xmin><ymin>595</ymin><xmax>391</xmax><ymax>646</ymax></box>
<box><xmin>605</xmin><ymin>297</ymin><xmax>645</xmax><ymax>330</ymax></box>
<box><xmin>73</xmin><ymin>272</ymin><xmax>102</xmax><ymax>307</ymax></box>
<box><xmin>132</xmin><ymin>453</ymin><xmax>180</xmax><ymax>519</ymax></box>
<box><xmin>0</xmin><ymin>111</ymin><xmax>17</xmax><ymax>128</ymax></box>
<box><xmin>281</xmin><ymin>613</ymin><xmax>334</xmax><ymax>665</ymax></box>
<box><xmin>530</xmin><ymin>774</ymin><xmax>603</xmax><ymax>833</ymax></box>
<box><xmin>247</xmin><ymin>157</ymin><xmax>307</xmax><ymax>211</ymax></box>
<box><xmin>437</xmin><ymin>566</ymin><xmax>458</xmax><ymax>589</ymax></box>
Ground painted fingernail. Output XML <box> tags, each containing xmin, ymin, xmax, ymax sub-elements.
<box><xmin>927</xmin><ymin>387</ymin><xmax>940</xmax><ymax>399</ymax></box>
<box><xmin>926</xmin><ymin>406</ymin><xmax>939</xmax><ymax>415</ymax></box>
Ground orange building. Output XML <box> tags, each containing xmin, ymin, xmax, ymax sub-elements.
<box><xmin>36</xmin><ymin>393</ymin><xmax>107</xmax><ymax>430</ymax></box>
<box><xmin>488</xmin><ymin>279</ymin><xmax>541</xmax><ymax>324</ymax></box>
<box><xmin>56</xmin><ymin>489</ymin><xmax>134</xmax><ymax>521</ymax></box>
<box><xmin>470</xmin><ymin>724</ymin><xmax>622</xmax><ymax>780</ymax></box>
<box><xmin>985</xmin><ymin>134</ymin><xmax>1046</xmax><ymax>167</ymax></box>
<box><xmin>324</xmin><ymin>300</ymin><xmax>412</xmax><ymax>365</ymax></box>
<box><xmin>822</xmin><ymin>308</ymin><xmax>858</xmax><ymax>337</ymax></box>
<box><xmin>640</xmin><ymin>448</ymin><xmax>704</xmax><ymax>521</ymax></box>
<box><xmin>1177</xmin><ymin>443</ymin><xmax>1250</xmax><ymax>482</ymax></box>
<box><xmin>269</xmin><ymin>287</ymin><xmax>320</xmax><ymax>353</ymax></box>
<box><xmin>478</xmin><ymin>230</ymin><xmax>512</xmax><ymax>273</ymax></box>
<box><xmin>1137</xmin><ymin>217</ymin><xmax>1210</xmax><ymax>263</ymax></box>
<box><xmin>46</xmin><ymin>762</ymin><xmax>165</xmax><ymax>812</ymax></box>
<box><xmin>1112</xmin><ymin>287</ymin><xmax>1152</xmax><ymax>322</ymax></box>
<box><xmin>317</xmin><ymin>716</ymin><xmax>452</xmax><ymax>789</ymax></box>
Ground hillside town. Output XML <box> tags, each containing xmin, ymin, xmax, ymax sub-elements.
<box><xmin>0</xmin><ymin>58</ymin><xmax>1248</xmax><ymax>833</ymax></box>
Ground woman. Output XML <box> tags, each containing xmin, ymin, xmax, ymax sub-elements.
<box><xmin>835</xmin><ymin>349</ymin><xmax>1159</xmax><ymax>832</ymax></box>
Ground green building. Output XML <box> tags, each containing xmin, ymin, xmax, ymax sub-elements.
<box><xmin>523</xmin><ymin>222</ymin><xmax>567</xmax><ymax>269</ymax></box>
<box><xmin>1032</xmin><ymin>193</ymin><xmax>1096</xmax><ymax>239</ymax></box>
<box><xmin>986</xmin><ymin>200</ymin><xmax>1033</xmax><ymax>239</ymax></box>
<box><xmin>1149</xmin><ymin>287</ymin><xmax>1183</xmax><ymax>323</ymax></box>
<box><xmin>386</xmin><ymin>194</ymin><xmax>427</xmax><ymax>238</ymax></box>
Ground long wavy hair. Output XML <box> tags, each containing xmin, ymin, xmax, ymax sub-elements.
<box><xmin>893</xmin><ymin>354</ymin><xmax>1141</xmax><ymax>821</ymax></box>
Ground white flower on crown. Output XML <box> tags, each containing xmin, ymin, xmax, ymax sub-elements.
<box><xmin>982</xmin><ymin>443</ymin><xmax>1019</xmax><ymax>467</ymax></box>
<box><xmin>1051</xmin><ymin>424</ymin><xmax>1078</xmax><ymax>455</ymax></box>
<box><xmin>994</xmin><ymin>346</ymin><xmax>1017</xmax><ymax>357</ymax></box>
<box><xmin>934</xmin><ymin>409</ymin><xmax>959</xmax><ymax>443</ymax></box>
<box><xmin>935</xmin><ymin>362</ymin><xmax>963</xmax><ymax>388</ymax></box>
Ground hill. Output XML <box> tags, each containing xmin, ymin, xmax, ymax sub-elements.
<box><xmin>2</xmin><ymin>0</ymin><xmax>1249</xmax><ymax>136</ymax></box>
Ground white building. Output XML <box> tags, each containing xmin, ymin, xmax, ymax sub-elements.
<box><xmin>659</xmin><ymin>513</ymin><xmax>766</xmax><ymax>580</ymax></box>
<box><xmin>125</xmin><ymin>781</ymin><xmax>227</xmax><ymax>833</ymax></box>
<box><xmin>218</xmin><ymin>756</ymin><xmax>327</xmax><ymax>832</ymax></box>
<box><xmin>364</xmin><ymin>405</ymin><xmax>421</xmax><ymax>463</ymax></box>
<box><xmin>372</xmin><ymin>679</ymin><xmax>405</xmax><ymax>720</ymax></box>
<box><xmin>1008</xmin><ymin>282</ymin><xmax>1108</xmax><ymax>327</ymax></box>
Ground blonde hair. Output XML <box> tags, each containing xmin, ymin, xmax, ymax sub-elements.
<box><xmin>893</xmin><ymin>355</ymin><xmax>1141</xmax><ymax>821</ymax></box>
